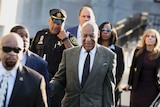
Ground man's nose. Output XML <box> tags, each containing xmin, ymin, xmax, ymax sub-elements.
<box><xmin>86</xmin><ymin>36</ymin><xmax>91</xmax><ymax>41</ymax></box>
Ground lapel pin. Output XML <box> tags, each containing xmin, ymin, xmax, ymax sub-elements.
<box><xmin>19</xmin><ymin>77</ymin><xmax>23</xmax><ymax>81</ymax></box>
<box><xmin>103</xmin><ymin>63</ymin><xmax>107</xmax><ymax>66</ymax></box>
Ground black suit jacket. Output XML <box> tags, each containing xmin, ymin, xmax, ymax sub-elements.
<box><xmin>25</xmin><ymin>50</ymin><xmax>50</xmax><ymax>105</ymax></box>
<box><xmin>8</xmin><ymin>64</ymin><xmax>48</xmax><ymax>107</ymax></box>
<box><xmin>128</xmin><ymin>48</ymin><xmax>160</xmax><ymax>90</ymax></box>
<box><xmin>111</xmin><ymin>45</ymin><xmax>124</xmax><ymax>85</ymax></box>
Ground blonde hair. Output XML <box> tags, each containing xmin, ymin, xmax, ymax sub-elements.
<box><xmin>136</xmin><ymin>29</ymin><xmax>160</xmax><ymax>60</ymax></box>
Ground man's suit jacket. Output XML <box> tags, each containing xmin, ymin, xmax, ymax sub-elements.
<box><xmin>8</xmin><ymin>64</ymin><xmax>48</xmax><ymax>107</ymax></box>
<box><xmin>50</xmin><ymin>45</ymin><xmax>116</xmax><ymax>107</ymax></box>
<box><xmin>25</xmin><ymin>50</ymin><xmax>50</xmax><ymax>105</ymax></box>
<box><xmin>66</xmin><ymin>26</ymin><xmax>78</xmax><ymax>37</ymax></box>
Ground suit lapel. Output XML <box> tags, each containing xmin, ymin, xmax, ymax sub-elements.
<box><xmin>8</xmin><ymin>65</ymin><xmax>25</xmax><ymax>106</ymax></box>
<box><xmin>25</xmin><ymin>51</ymin><xmax>35</xmax><ymax>67</ymax></box>
<box><xmin>71</xmin><ymin>47</ymin><xmax>81</xmax><ymax>88</ymax></box>
<box><xmin>82</xmin><ymin>46</ymin><xmax>108</xmax><ymax>88</ymax></box>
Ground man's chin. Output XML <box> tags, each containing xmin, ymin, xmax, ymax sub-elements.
<box><xmin>5</xmin><ymin>62</ymin><xmax>16</xmax><ymax>68</ymax></box>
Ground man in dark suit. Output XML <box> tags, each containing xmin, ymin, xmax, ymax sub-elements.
<box><xmin>50</xmin><ymin>21</ymin><xmax>116</xmax><ymax>107</ymax></box>
<box><xmin>10</xmin><ymin>25</ymin><xmax>50</xmax><ymax>106</ymax></box>
<box><xmin>67</xmin><ymin>6</ymin><xmax>96</xmax><ymax>45</ymax></box>
<box><xmin>0</xmin><ymin>33</ymin><xmax>48</xmax><ymax>107</ymax></box>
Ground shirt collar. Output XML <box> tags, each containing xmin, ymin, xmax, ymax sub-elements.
<box><xmin>0</xmin><ymin>61</ymin><xmax>18</xmax><ymax>78</ymax></box>
<box><xmin>108</xmin><ymin>44</ymin><xmax>115</xmax><ymax>50</ymax></box>
<box><xmin>78</xmin><ymin>24</ymin><xmax>82</xmax><ymax>30</ymax></box>
<box><xmin>81</xmin><ymin>45</ymin><xmax>97</xmax><ymax>55</ymax></box>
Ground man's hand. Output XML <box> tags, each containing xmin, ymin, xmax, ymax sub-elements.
<box><xmin>57</xmin><ymin>30</ymin><xmax>69</xmax><ymax>40</ymax></box>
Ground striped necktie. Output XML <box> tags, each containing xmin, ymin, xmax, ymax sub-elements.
<box><xmin>0</xmin><ymin>72</ymin><xmax>11</xmax><ymax>107</ymax></box>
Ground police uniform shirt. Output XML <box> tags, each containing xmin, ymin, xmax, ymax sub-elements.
<box><xmin>30</xmin><ymin>29</ymin><xmax>78</xmax><ymax>77</ymax></box>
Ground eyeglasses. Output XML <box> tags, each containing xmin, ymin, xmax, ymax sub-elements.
<box><xmin>101</xmin><ymin>28</ymin><xmax>112</xmax><ymax>32</ymax></box>
<box><xmin>2</xmin><ymin>46</ymin><xmax>22</xmax><ymax>53</ymax></box>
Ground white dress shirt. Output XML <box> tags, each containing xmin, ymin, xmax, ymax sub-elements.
<box><xmin>78</xmin><ymin>46</ymin><xmax>96</xmax><ymax>84</ymax></box>
<box><xmin>0</xmin><ymin>61</ymin><xmax>18</xmax><ymax>107</ymax></box>
<box><xmin>77</xmin><ymin>25</ymin><xmax>82</xmax><ymax>45</ymax></box>
<box><xmin>20</xmin><ymin>51</ymin><xmax>27</xmax><ymax>65</ymax></box>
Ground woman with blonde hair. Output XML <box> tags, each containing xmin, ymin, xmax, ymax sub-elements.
<box><xmin>124</xmin><ymin>28</ymin><xmax>160</xmax><ymax>107</ymax></box>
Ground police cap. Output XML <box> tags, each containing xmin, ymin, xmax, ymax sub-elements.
<box><xmin>49</xmin><ymin>8</ymin><xmax>67</xmax><ymax>24</ymax></box>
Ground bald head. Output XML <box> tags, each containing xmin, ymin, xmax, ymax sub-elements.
<box><xmin>79</xmin><ymin>6</ymin><xmax>96</xmax><ymax>26</ymax></box>
<box><xmin>0</xmin><ymin>33</ymin><xmax>24</xmax><ymax>70</ymax></box>
<box><xmin>1</xmin><ymin>33</ymin><xmax>24</xmax><ymax>49</ymax></box>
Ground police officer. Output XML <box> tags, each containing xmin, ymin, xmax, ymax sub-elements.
<box><xmin>30</xmin><ymin>8</ymin><xmax>78</xmax><ymax>107</ymax></box>
<box><xmin>30</xmin><ymin>8</ymin><xmax>78</xmax><ymax>79</ymax></box>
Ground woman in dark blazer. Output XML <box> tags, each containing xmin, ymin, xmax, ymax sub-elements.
<box><xmin>98</xmin><ymin>22</ymin><xmax>125</xmax><ymax>106</ymax></box>
<box><xmin>125</xmin><ymin>29</ymin><xmax>160</xmax><ymax>107</ymax></box>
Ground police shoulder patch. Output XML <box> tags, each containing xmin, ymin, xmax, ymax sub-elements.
<box><xmin>69</xmin><ymin>36</ymin><xmax>79</xmax><ymax>46</ymax></box>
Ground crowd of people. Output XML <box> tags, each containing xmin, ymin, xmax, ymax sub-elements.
<box><xmin>0</xmin><ymin>5</ymin><xmax>160</xmax><ymax>107</ymax></box>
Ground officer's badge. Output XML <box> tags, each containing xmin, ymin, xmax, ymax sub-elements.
<box><xmin>38</xmin><ymin>35</ymin><xmax>44</xmax><ymax>44</ymax></box>
<box><xmin>69</xmin><ymin>36</ymin><xmax>79</xmax><ymax>46</ymax></box>
<box><xmin>45</xmin><ymin>31</ymin><xmax>48</xmax><ymax>34</ymax></box>
<box><xmin>57</xmin><ymin>41</ymin><xmax>62</xmax><ymax>46</ymax></box>
<box><xmin>56</xmin><ymin>12</ymin><xmax>62</xmax><ymax>18</ymax></box>
<box><xmin>53</xmin><ymin>41</ymin><xmax>62</xmax><ymax>49</ymax></box>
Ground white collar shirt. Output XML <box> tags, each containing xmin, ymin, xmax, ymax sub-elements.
<box><xmin>108</xmin><ymin>44</ymin><xmax>115</xmax><ymax>50</ymax></box>
<box><xmin>77</xmin><ymin>25</ymin><xmax>82</xmax><ymax>45</ymax></box>
<box><xmin>78</xmin><ymin>46</ymin><xmax>96</xmax><ymax>83</ymax></box>
<box><xmin>0</xmin><ymin>61</ymin><xmax>18</xmax><ymax>107</ymax></box>
<box><xmin>20</xmin><ymin>51</ymin><xmax>27</xmax><ymax>65</ymax></box>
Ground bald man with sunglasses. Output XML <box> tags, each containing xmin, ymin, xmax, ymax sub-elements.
<box><xmin>0</xmin><ymin>33</ymin><xmax>48</xmax><ymax>107</ymax></box>
<box><xmin>10</xmin><ymin>25</ymin><xmax>50</xmax><ymax>106</ymax></box>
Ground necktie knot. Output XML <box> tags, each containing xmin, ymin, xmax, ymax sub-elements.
<box><xmin>3</xmin><ymin>72</ymin><xmax>11</xmax><ymax>77</ymax></box>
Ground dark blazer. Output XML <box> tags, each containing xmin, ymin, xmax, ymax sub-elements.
<box><xmin>25</xmin><ymin>50</ymin><xmax>50</xmax><ymax>105</ymax></box>
<box><xmin>128</xmin><ymin>48</ymin><xmax>160</xmax><ymax>90</ymax></box>
<box><xmin>111</xmin><ymin>45</ymin><xmax>124</xmax><ymax>85</ymax></box>
<box><xmin>50</xmin><ymin>45</ymin><xmax>116</xmax><ymax>107</ymax></box>
<box><xmin>66</xmin><ymin>26</ymin><xmax>78</xmax><ymax>37</ymax></box>
<box><xmin>8</xmin><ymin>64</ymin><xmax>48</xmax><ymax>107</ymax></box>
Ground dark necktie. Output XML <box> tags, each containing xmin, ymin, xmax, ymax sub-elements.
<box><xmin>81</xmin><ymin>51</ymin><xmax>90</xmax><ymax>87</ymax></box>
<box><xmin>0</xmin><ymin>72</ymin><xmax>11</xmax><ymax>107</ymax></box>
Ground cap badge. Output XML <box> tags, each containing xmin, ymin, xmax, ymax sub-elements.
<box><xmin>56</xmin><ymin>12</ymin><xmax>62</xmax><ymax>18</ymax></box>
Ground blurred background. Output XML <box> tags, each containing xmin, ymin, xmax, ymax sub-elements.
<box><xmin>0</xmin><ymin>0</ymin><xmax>160</xmax><ymax>106</ymax></box>
<box><xmin>0</xmin><ymin>0</ymin><xmax>160</xmax><ymax>38</ymax></box>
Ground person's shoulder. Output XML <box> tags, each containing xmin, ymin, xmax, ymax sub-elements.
<box><xmin>67</xmin><ymin>26</ymin><xmax>78</xmax><ymax>31</ymax></box>
<box><xmin>68</xmin><ymin>33</ymin><xmax>79</xmax><ymax>46</ymax></box>
<box><xmin>115</xmin><ymin>45</ymin><xmax>122</xmax><ymax>49</ymax></box>
<box><xmin>37</xmin><ymin>28</ymin><xmax>49</xmax><ymax>32</ymax></box>
<box><xmin>22</xmin><ymin>65</ymin><xmax>44</xmax><ymax>79</ymax></box>
<box><xmin>98</xmin><ymin>45</ymin><xmax>115</xmax><ymax>55</ymax></box>
<box><xmin>27</xmin><ymin>50</ymin><xmax>47</xmax><ymax>65</ymax></box>
<box><xmin>35</xmin><ymin>28</ymin><xmax>50</xmax><ymax>36</ymax></box>
<box><xmin>114</xmin><ymin>45</ymin><xmax>123</xmax><ymax>52</ymax></box>
<box><xmin>135</xmin><ymin>47</ymin><xmax>141</xmax><ymax>52</ymax></box>
<box><xmin>64</xmin><ymin>46</ymin><xmax>80</xmax><ymax>53</ymax></box>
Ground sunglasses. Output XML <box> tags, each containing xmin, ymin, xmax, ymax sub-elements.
<box><xmin>52</xmin><ymin>18</ymin><xmax>64</xmax><ymax>25</ymax></box>
<box><xmin>2</xmin><ymin>46</ymin><xmax>22</xmax><ymax>53</ymax></box>
<box><xmin>101</xmin><ymin>28</ymin><xmax>112</xmax><ymax>32</ymax></box>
